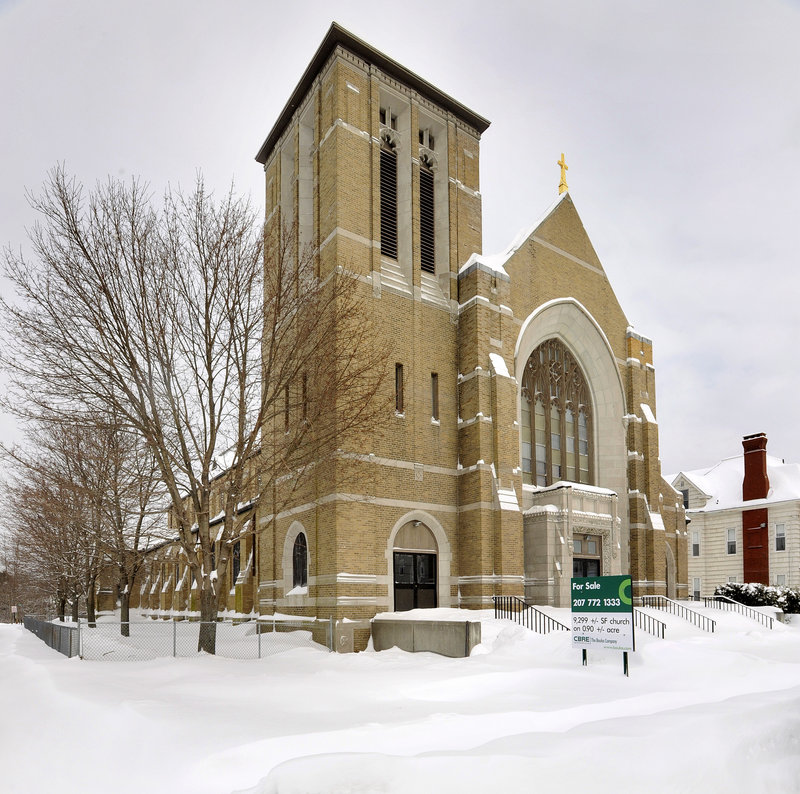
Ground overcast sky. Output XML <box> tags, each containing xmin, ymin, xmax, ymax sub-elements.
<box><xmin>1</xmin><ymin>0</ymin><xmax>799</xmax><ymax>476</ymax></box>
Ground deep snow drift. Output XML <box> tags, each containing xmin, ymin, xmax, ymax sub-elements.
<box><xmin>2</xmin><ymin>607</ymin><xmax>800</xmax><ymax>794</ymax></box>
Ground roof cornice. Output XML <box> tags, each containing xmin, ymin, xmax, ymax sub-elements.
<box><xmin>255</xmin><ymin>22</ymin><xmax>490</xmax><ymax>165</ymax></box>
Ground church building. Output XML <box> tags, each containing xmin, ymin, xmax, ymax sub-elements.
<box><xmin>246</xmin><ymin>22</ymin><xmax>687</xmax><ymax>649</ymax></box>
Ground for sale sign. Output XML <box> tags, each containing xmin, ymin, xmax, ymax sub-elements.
<box><xmin>571</xmin><ymin>575</ymin><xmax>634</xmax><ymax>651</ymax></box>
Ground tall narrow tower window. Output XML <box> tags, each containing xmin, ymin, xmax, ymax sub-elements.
<box><xmin>395</xmin><ymin>363</ymin><xmax>404</xmax><ymax>414</ymax></box>
<box><xmin>521</xmin><ymin>338</ymin><xmax>594</xmax><ymax>487</ymax></box>
<box><xmin>380</xmin><ymin>132</ymin><xmax>398</xmax><ymax>260</ymax></box>
<box><xmin>430</xmin><ymin>372</ymin><xmax>439</xmax><ymax>420</ymax></box>
<box><xmin>419</xmin><ymin>152</ymin><xmax>435</xmax><ymax>273</ymax></box>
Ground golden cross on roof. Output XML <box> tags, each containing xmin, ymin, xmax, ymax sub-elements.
<box><xmin>557</xmin><ymin>152</ymin><xmax>569</xmax><ymax>194</ymax></box>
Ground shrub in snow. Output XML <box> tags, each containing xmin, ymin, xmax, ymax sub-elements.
<box><xmin>714</xmin><ymin>582</ymin><xmax>800</xmax><ymax>613</ymax></box>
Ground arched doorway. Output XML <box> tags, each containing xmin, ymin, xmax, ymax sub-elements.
<box><xmin>393</xmin><ymin>521</ymin><xmax>437</xmax><ymax>611</ymax></box>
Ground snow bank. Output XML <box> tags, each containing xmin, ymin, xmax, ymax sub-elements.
<box><xmin>3</xmin><ymin>608</ymin><xmax>800</xmax><ymax>794</ymax></box>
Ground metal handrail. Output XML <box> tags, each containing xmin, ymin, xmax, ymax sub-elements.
<box><xmin>633</xmin><ymin>607</ymin><xmax>666</xmax><ymax>639</ymax></box>
<box><xmin>492</xmin><ymin>595</ymin><xmax>570</xmax><ymax>634</ymax></box>
<box><xmin>702</xmin><ymin>596</ymin><xmax>774</xmax><ymax>629</ymax></box>
<box><xmin>640</xmin><ymin>595</ymin><xmax>716</xmax><ymax>633</ymax></box>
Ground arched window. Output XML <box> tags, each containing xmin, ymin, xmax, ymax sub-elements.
<box><xmin>231</xmin><ymin>540</ymin><xmax>241</xmax><ymax>584</ymax></box>
<box><xmin>379</xmin><ymin>131</ymin><xmax>398</xmax><ymax>260</ymax></box>
<box><xmin>521</xmin><ymin>338</ymin><xmax>593</xmax><ymax>487</ymax></box>
<box><xmin>292</xmin><ymin>532</ymin><xmax>308</xmax><ymax>588</ymax></box>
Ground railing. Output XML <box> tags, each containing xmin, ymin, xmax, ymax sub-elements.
<box><xmin>633</xmin><ymin>608</ymin><xmax>666</xmax><ymax>639</ymax></box>
<box><xmin>640</xmin><ymin>595</ymin><xmax>716</xmax><ymax>633</ymax></box>
<box><xmin>493</xmin><ymin>595</ymin><xmax>570</xmax><ymax>634</ymax></box>
<box><xmin>23</xmin><ymin>616</ymin><xmax>80</xmax><ymax>658</ymax></box>
<box><xmin>702</xmin><ymin>596</ymin><xmax>774</xmax><ymax>629</ymax></box>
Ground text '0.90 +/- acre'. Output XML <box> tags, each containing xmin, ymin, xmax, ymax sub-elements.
<box><xmin>571</xmin><ymin>575</ymin><xmax>634</xmax><ymax>651</ymax></box>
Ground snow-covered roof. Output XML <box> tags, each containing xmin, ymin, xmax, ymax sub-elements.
<box><xmin>672</xmin><ymin>454</ymin><xmax>800</xmax><ymax>511</ymax></box>
<box><xmin>458</xmin><ymin>191</ymin><xmax>571</xmax><ymax>278</ymax></box>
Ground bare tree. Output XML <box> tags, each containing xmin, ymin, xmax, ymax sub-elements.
<box><xmin>2</xmin><ymin>167</ymin><xmax>389</xmax><ymax>652</ymax></box>
<box><xmin>2</xmin><ymin>415</ymin><xmax>165</xmax><ymax>632</ymax></box>
<box><xmin>2</xmin><ymin>459</ymin><xmax>91</xmax><ymax>621</ymax></box>
<box><xmin>100</xmin><ymin>421</ymin><xmax>166</xmax><ymax>635</ymax></box>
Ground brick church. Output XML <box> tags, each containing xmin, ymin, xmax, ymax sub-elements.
<box><xmin>130</xmin><ymin>23</ymin><xmax>687</xmax><ymax>647</ymax></box>
<box><xmin>253</xmin><ymin>22</ymin><xmax>686</xmax><ymax>616</ymax></box>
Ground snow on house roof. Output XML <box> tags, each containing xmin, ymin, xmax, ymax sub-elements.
<box><xmin>672</xmin><ymin>454</ymin><xmax>800</xmax><ymax>511</ymax></box>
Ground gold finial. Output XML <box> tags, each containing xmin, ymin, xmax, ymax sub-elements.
<box><xmin>557</xmin><ymin>152</ymin><xmax>569</xmax><ymax>194</ymax></box>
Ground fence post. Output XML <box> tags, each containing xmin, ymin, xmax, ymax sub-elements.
<box><xmin>173</xmin><ymin>620</ymin><xmax>177</xmax><ymax>658</ymax></box>
<box><xmin>329</xmin><ymin>616</ymin><xmax>335</xmax><ymax>652</ymax></box>
<box><xmin>258</xmin><ymin>622</ymin><xmax>262</xmax><ymax>659</ymax></box>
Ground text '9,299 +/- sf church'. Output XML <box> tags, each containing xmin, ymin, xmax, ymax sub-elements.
<box><xmin>134</xmin><ymin>23</ymin><xmax>688</xmax><ymax>651</ymax></box>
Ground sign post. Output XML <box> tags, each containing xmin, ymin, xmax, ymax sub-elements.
<box><xmin>571</xmin><ymin>575</ymin><xmax>634</xmax><ymax>675</ymax></box>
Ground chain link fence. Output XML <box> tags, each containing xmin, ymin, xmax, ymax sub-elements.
<box><xmin>24</xmin><ymin>616</ymin><xmax>340</xmax><ymax>660</ymax></box>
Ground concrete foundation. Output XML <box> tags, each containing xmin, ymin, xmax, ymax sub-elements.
<box><xmin>371</xmin><ymin>619</ymin><xmax>481</xmax><ymax>657</ymax></box>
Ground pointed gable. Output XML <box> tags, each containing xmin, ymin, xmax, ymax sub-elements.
<box><xmin>501</xmin><ymin>193</ymin><xmax>630</xmax><ymax>360</ymax></box>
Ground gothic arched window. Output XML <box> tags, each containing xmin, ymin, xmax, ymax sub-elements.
<box><xmin>521</xmin><ymin>338</ymin><xmax>593</xmax><ymax>487</ymax></box>
<box><xmin>292</xmin><ymin>532</ymin><xmax>308</xmax><ymax>588</ymax></box>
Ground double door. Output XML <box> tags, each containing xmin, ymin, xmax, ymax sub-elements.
<box><xmin>393</xmin><ymin>552</ymin><xmax>437</xmax><ymax>611</ymax></box>
<box><xmin>573</xmin><ymin>557</ymin><xmax>600</xmax><ymax>578</ymax></box>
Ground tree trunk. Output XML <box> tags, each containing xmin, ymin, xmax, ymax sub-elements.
<box><xmin>198</xmin><ymin>587</ymin><xmax>218</xmax><ymax>654</ymax></box>
<box><xmin>70</xmin><ymin>593</ymin><xmax>79</xmax><ymax>622</ymax></box>
<box><xmin>58</xmin><ymin>597</ymin><xmax>66</xmax><ymax>622</ymax></box>
<box><xmin>86</xmin><ymin>577</ymin><xmax>97</xmax><ymax>628</ymax></box>
<box><xmin>120</xmin><ymin>590</ymin><xmax>131</xmax><ymax>638</ymax></box>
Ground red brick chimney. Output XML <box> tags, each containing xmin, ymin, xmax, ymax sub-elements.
<box><xmin>742</xmin><ymin>432</ymin><xmax>769</xmax><ymax>501</ymax></box>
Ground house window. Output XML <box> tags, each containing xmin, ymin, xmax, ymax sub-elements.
<box><xmin>521</xmin><ymin>338</ymin><xmax>593</xmax><ymax>487</ymax></box>
<box><xmin>681</xmin><ymin>489</ymin><xmax>689</xmax><ymax>509</ymax></box>
<box><xmin>692</xmin><ymin>577</ymin><xmax>701</xmax><ymax>600</ymax></box>
<box><xmin>301</xmin><ymin>373</ymin><xmax>308</xmax><ymax>423</ymax></box>
<box><xmin>430</xmin><ymin>372</ymin><xmax>439</xmax><ymax>421</ymax></box>
<box><xmin>292</xmin><ymin>533</ymin><xmax>308</xmax><ymax>588</ymax></box>
<box><xmin>777</xmin><ymin>574</ymin><xmax>786</xmax><ymax>587</ymax></box>
<box><xmin>395</xmin><ymin>363</ymin><xmax>404</xmax><ymax>414</ymax></box>
<box><xmin>419</xmin><ymin>154</ymin><xmax>435</xmax><ymax>273</ymax></box>
<box><xmin>380</xmin><ymin>133</ymin><xmax>398</xmax><ymax>260</ymax></box>
<box><xmin>692</xmin><ymin>530</ymin><xmax>700</xmax><ymax>557</ymax></box>
<box><xmin>284</xmin><ymin>384</ymin><xmax>290</xmax><ymax>432</ymax></box>
<box><xmin>727</xmin><ymin>528</ymin><xmax>736</xmax><ymax>555</ymax></box>
<box><xmin>776</xmin><ymin>523</ymin><xmax>786</xmax><ymax>551</ymax></box>
<box><xmin>251</xmin><ymin>532</ymin><xmax>257</xmax><ymax>578</ymax></box>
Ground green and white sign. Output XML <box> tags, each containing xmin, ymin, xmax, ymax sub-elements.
<box><xmin>571</xmin><ymin>575</ymin><xmax>634</xmax><ymax>651</ymax></box>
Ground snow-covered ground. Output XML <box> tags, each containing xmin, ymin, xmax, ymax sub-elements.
<box><xmin>3</xmin><ymin>607</ymin><xmax>800</xmax><ymax>794</ymax></box>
